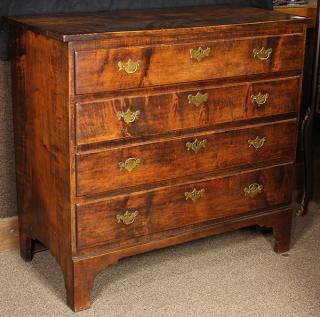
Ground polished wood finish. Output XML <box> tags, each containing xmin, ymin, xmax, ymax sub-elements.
<box><xmin>0</xmin><ymin>217</ymin><xmax>19</xmax><ymax>252</ymax></box>
<box><xmin>77</xmin><ymin>164</ymin><xmax>293</xmax><ymax>249</ymax></box>
<box><xmin>76</xmin><ymin>77</ymin><xmax>300</xmax><ymax>145</ymax></box>
<box><xmin>8</xmin><ymin>6</ymin><xmax>306</xmax><ymax>42</ymax></box>
<box><xmin>76</xmin><ymin>120</ymin><xmax>297</xmax><ymax>195</ymax></box>
<box><xmin>74</xmin><ymin>35</ymin><xmax>304</xmax><ymax>94</ymax></box>
<box><xmin>8</xmin><ymin>6</ymin><xmax>307</xmax><ymax>312</ymax></box>
<box><xmin>10</xmin><ymin>28</ymin><xmax>75</xmax><ymax>284</ymax></box>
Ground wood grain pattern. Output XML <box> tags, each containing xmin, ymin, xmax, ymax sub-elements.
<box><xmin>76</xmin><ymin>164</ymin><xmax>293</xmax><ymax>249</ymax></box>
<box><xmin>76</xmin><ymin>120</ymin><xmax>297</xmax><ymax>196</ymax></box>
<box><xmin>0</xmin><ymin>217</ymin><xmax>19</xmax><ymax>252</ymax></box>
<box><xmin>10</xmin><ymin>28</ymin><xmax>75</xmax><ymax>283</ymax></box>
<box><xmin>8</xmin><ymin>6</ymin><xmax>307</xmax><ymax>312</ymax></box>
<box><xmin>76</xmin><ymin>77</ymin><xmax>300</xmax><ymax>145</ymax></box>
<box><xmin>74</xmin><ymin>34</ymin><xmax>305</xmax><ymax>94</ymax></box>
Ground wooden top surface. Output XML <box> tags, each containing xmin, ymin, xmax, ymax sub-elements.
<box><xmin>7</xmin><ymin>5</ymin><xmax>308</xmax><ymax>42</ymax></box>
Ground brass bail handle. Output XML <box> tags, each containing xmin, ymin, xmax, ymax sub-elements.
<box><xmin>253</xmin><ymin>47</ymin><xmax>272</xmax><ymax>61</ymax></box>
<box><xmin>190</xmin><ymin>47</ymin><xmax>211</xmax><ymax>62</ymax></box>
<box><xmin>116</xmin><ymin>210</ymin><xmax>139</xmax><ymax>225</ymax></box>
<box><xmin>119</xmin><ymin>157</ymin><xmax>141</xmax><ymax>173</ymax></box>
<box><xmin>188</xmin><ymin>92</ymin><xmax>209</xmax><ymax>107</ymax></box>
<box><xmin>248</xmin><ymin>136</ymin><xmax>266</xmax><ymax>150</ymax></box>
<box><xmin>244</xmin><ymin>183</ymin><xmax>263</xmax><ymax>198</ymax></box>
<box><xmin>185</xmin><ymin>188</ymin><xmax>206</xmax><ymax>203</ymax></box>
<box><xmin>251</xmin><ymin>92</ymin><xmax>269</xmax><ymax>107</ymax></box>
<box><xmin>118</xmin><ymin>59</ymin><xmax>141</xmax><ymax>74</ymax></box>
<box><xmin>117</xmin><ymin>108</ymin><xmax>141</xmax><ymax>125</ymax></box>
<box><xmin>186</xmin><ymin>139</ymin><xmax>207</xmax><ymax>154</ymax></box>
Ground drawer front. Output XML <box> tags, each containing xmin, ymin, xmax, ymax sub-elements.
<box><xmin>74</xmin><ymin>34</ymin><xmax>304</xmax><ymax>94</ymax></box>
<box><xmin>76</xmin><ymin>120</ymin><xmax>297</xmax><ymax>196</ymax></box>
<box><xmin>76</xmin><ymin>164</ymin><xmax>293</xmax><ymax>249</ymax></box>
<box><xmin>76</xmin><ymin>78</ymin><xmax>299</xmax><ymax>145</ymax></box>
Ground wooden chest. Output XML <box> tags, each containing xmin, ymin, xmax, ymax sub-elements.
<box><xmin>8</xmin><ymin>6</ymin><xmax>308</xmax><ymax>311</ymax></box>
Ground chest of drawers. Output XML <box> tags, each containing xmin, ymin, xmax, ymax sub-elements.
<box><xmin>8</xmin><ymin>6</ymin><xmax>308</xmax><ymax>311</ymax></box>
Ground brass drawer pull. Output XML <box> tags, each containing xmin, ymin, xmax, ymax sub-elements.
<box><xmin>119</xmin><ymin>158</ymin><xmax>141</xmax><ymax>172</ymax></box>
<box><xmin>190</xmin><ymin>47</ymin><xmax>211</xmax><ymax>62</ymax></box>
<box><xmin>251</xmin><ymin>92</ymin><xmax>269</xmax><ymax>106</ymax></box>
<box><xmin>116</xmin><ymin>210</ymin><xmax>139</xmax><ymax>225</ymax></box>
<box><xmin>186</xmin><ymin>139</ymin><xmax>207</xmax><ymax>154</ymax></box>
<box><xmin>244</xmin><ymin>183</ymin><xmax>263</xmax><ymax>198</ymax></box>
<box><xmin>117</xmin><ymin>108</ymin><xmax>141</xmax><ymax>124</ymax></box>
<box><xmin>118</xmin><ymin>59</ymin><xmax>141</xmax><ymax>74</ymax></box>
<box><xmin>253</xmin><ymin>47</ymin><xmax>272</xmax><ymax>60</ymax></box>
<box><xmin>188</xmin><ymin>92</ymin><xmax>209</xmax><ymax>107</ymax></box>
<box><xmin>185</xmin><ymin>188</ymin><xmax>205</xmax><ymax>203</ymax></box>
<box><xmin>248</xmin><ymin>136</ymin><xmax>266</xmax><ymax>150</ymax></box>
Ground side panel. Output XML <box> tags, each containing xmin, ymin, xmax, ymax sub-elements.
<box><xmin>10</xmin><ymin>29</ymin><xmax>73</xmax><ymax>269</ymax></box>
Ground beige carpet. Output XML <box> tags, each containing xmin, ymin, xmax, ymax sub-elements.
<box><xmin>0</xmin><ymin>202</ymin><xmax>319</xmax><ymax>317</ymax></box>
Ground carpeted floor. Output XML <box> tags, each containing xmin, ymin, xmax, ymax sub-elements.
<box><xmin>0</xmin><ymin>202</ymin><xmax>319</xmax><ymax>317</ymax></box>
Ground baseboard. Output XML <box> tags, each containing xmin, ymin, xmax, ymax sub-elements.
<box><xmin>0</xmin><ymin>216</ymin><xmax>19</xmax><ymax>252</ymax></box>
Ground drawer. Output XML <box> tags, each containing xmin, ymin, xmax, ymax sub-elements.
<box><xmin>76</xmin><ymin>77</ymin><xmax>299</xmax><ymax>145</ymax></box>
<box><xmin>76</xmin><ymin>120</ymin><xmax>297</xmax><ymax>196</ymax></box>
<box><xmin>74</xmin><ymin>34</ymin><xmax>304</xmax><ymax>94</ymax></box>
<box><xmin>76</xmin><ymin>164</ymin><xmax>293</xmax><ymax>249</ymax></box>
